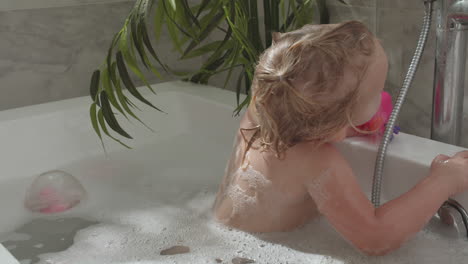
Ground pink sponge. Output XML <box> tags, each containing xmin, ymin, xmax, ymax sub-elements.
<box><xmin>357</xmin><ymin>91</ymin><xmax>393</xmax><ymax>134</ymax></box>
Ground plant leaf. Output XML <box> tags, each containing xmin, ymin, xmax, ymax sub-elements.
<box><xmin>195</xmin><ymin>0</ymin><xmax>211</xmax><ymax>18</ymax></box>
<box><xmin>140</xmin><ymin>19</ymin><xmax>166</xmax><ymax>71</ymax></box>
<box><xmin>116</xmin><ymin>51</ymin><xmax>164</xmax><ymax>112</ymax></box>
<box><xmin>264</xmin><ymin>0</ymin><xmax>272</xmax><ymax>47</ymax></box>
<box><xmin>223</xmin><ymin>4</ymin><xmax>258</xmax><ymax>61</ymax></box>
<box><xmin>130</xmin><ymin>13</ymin><xmax>149</xmax><ymax>69</ymax></box>
<box><xmin>168</xmin><ymin>0</ymin><xmax>177</xmax><ymax>10</ymax></box>
<box><xmin>102</xmin><ymin>68</ymin><xmax>126</xmax><ymax>118</ymax></box>
<box><xmin>162</xmin><ymin>0</ymin><xmax>195</xmax><ymax>41</ymax></box>
<box><xmin>316</xmin><ymin>0</ymin><xmax>330</xmax><ymax>24</ymax></box>
<box><xmin>182</xmin><ymin>11</ymin><xmax>224</xmax><ymax>57</ymax></box>
<box><xmin>222</xmin><ymin>44</ymin><xmax>242</xmax><ymax>89</ymax></box>
<box><xmin>97</xmin><ymin>108</ymin><xmax>131</xmax><ymax>149</ymax></box>
<box><xmin>119</xmin><ymin>26</ymin><xmax>156</xmax><ymax>94</ymax></box>
<box><xmin>90</xmin><ymin>103</ymin><xmax>102</xmax><ymax>139</ymax></box>
<box><xmin>181</xmin><ymin>40</ymin><xmax>229</xmax><ymax>60</ymax></box>
<box><xmin>154</xmin><ymin>0</ymin><xmax>165</xmax><ymax>41</ymax></box>
<box><xmin>247</xmin><ymin>0</ymin><xmax>263</xmax><ymax>51</ymax></box>
<box><xmin>90</xmin><ymin>70</ymin><xmax>100</xmax><ymax>101</ymax></box>
<box><xmin>179</xmin><ymin>0</ymin><xmax>200</xmax><ymax>28</ymax></box>
<box><xmin>100</xmin><ymin>92</ymin><xmax>133</xmax><ymax>139</ymax></box>
<box><xmin>235</xmin><ymin>67</ymin><xmax>244</xmax><ymax>106</ymax></box>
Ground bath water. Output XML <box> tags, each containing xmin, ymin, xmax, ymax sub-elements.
<box><xmin>0</xmin><ymin>136</ymin><xmax>467</xmax><ymax>264</ymax></box>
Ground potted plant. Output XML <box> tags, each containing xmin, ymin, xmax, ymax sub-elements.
<box><xmin>89</xmin><ymin>0</ymin><xmax>343</xmax><ymax>147</ymax></box>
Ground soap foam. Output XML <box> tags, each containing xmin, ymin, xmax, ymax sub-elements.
<box><xmin>33</xmin><ymin>188</ymin><xmax>468</xmax><ymax>264</ymax></box>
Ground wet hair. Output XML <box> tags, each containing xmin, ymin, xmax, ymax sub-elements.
<box><xmin>242</xmin><ymin>21</ymin><xmax>376</xmax><ymax>159</ymax></box>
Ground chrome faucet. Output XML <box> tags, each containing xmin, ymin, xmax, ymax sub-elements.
<box><xmin>432</xmin><ymin>0</ymin><xmax>468</xmax><ymax>146</ymax></box>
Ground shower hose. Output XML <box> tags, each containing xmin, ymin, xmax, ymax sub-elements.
<box><xmin>371</xmin><ymin>0</ymin><xmax>435</xmax><ymax>207</ymax></box>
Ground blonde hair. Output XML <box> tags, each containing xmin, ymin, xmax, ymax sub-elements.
<box><xmin>243</xmin><ymin>21</ymin><xmax>375</xmax><ymax>159</ymax></box>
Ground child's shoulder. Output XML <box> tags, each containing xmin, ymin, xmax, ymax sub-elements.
<box><xmin>292</xmin><ymin>142</ymin><xmax>350</xmax><ymax>173</ymax></box>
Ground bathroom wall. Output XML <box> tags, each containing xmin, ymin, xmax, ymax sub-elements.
<box><xmin>0</xmin><ymin>0</ymin><xmax>204</xmax><ymax>111</ymax></box>
<box><xmin>328</xmin><ymin>0</ymin><xmax>468</xmax><ymax>147</ymax></box>
<box><xmin>1</xmin><ymin>0</ymin><xmax>466</xmax><ymax>146</ymax></box>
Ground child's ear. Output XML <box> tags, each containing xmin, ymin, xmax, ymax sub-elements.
<box><xmin>272</xmin><ymin>32</ymin><xmax>283</xmax><ymax>44</ymax></box>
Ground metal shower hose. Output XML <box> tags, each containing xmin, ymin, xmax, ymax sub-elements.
<box><xmin>371</xmin><ymin>0</ymin><xmax>435</xmax><ymax>207</ymax></box>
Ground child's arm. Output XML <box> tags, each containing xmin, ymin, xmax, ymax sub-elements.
<box><xmin>307</xmin><ymin>145</ymin><xmax>468</xmax><ymax>256</ymax></box>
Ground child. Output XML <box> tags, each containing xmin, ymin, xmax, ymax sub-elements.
<box><xmin>213</xmin><ymin>21</ymin><xmax>468</xmax><ymax>256</ymax></box>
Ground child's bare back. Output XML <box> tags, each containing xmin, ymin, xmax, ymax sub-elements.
<box><xmin>214</xmin><ymin>108</ymin><xmax>322</xmax><ymax>232</ymax></box>
<box><xmin>214</xmin><ymin>21</ymin><xmax>468</xmax><ymax>256</ymax></box>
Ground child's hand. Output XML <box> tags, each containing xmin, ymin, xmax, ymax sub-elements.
<box><xmin>431</xmin><ymin>151</ymin><xmax>468</xmax><ymax>195</ymax></box>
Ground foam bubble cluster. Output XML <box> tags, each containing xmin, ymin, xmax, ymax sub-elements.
<box><xmin>34</xmin><ymin>189</ymin><xmax>468</xmax><ymax>264</ymax></box>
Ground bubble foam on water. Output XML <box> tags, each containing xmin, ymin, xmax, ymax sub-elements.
<box><xmin>31</xmin><ymin>187</ymin><xmax>468</xmax><ymax>264</ymax></box>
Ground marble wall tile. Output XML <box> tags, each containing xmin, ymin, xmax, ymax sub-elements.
<box><xmin>331</xmin><ymin>0</ymin><xmax>376</xmax><ymax>7</ymax></box>
<box><xmin>0</xmin><ymin>1</ymin><xmax>204</xmax><ymax>110</ymax></box>
<box><xmin>330</xmin><ymin>3</ymin><xmax>468</xmax><ymax>147</ymax></box>
<box><xmin>377</xmin><ymin>0</ymin><xmax>427</xmax><ymax>10</ymax></box>
<box><xmin>327</xmin><ymin>3</ymin><xmax>376</xmax><ymax>33</ymax></box>
<box><xmin>376</xmin><ymin>7</ymin><xmax>436</xmax><ymax>138</ymax></box>
<box><xmin>0</xmin><ymin>0</ymin><xmax>131</xmax><ymax>11</ymax></box>
<box><xmin>376</xmin><ymin>6</ymin><xmax>468</xmax><ymax>147</ymax></box>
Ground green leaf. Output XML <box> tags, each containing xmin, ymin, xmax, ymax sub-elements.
<box><xmin>316</xmin><ymin>0</ymin><xmax>330</xmax><ymax>24</ymax></box>
<box><xmin>179</xmin><ymin>0</ymin><xmax>200</xmax><ymax>28</ymax></box>
<box><xmin>247</xmin><ymin>0</ymin><xmax>263</xmax><ymax>51</ymax></box>
<box><xmin>162</xmin><ymin>0</ymin><xmax>195</xmax><ymax>41</ymax></box>
<box><xmin>153</xmin><ymin>1</ymin><xmax>165</xmax><ymax>41</ymax></box>
<box><xmin>111</xmin><ymin>66</ymin><xmax>156</xmax><ymax>132</ymax></box>
<box><xmin>107</xmin><ymin>32</ymin><xmax>121</xmax><ymax>76</ymax></box>
<box><xmin>100</xmin><ymin>92</ymin><xmax>133</xmax><ymax>139</ymax></box>
<box><xmin>168</xmin><ymin>0</ymin><xmax>176</xmax><ymax>10</ymax></box>
<box><xmin>140</xmin><ymin>19</ymin><xmax>166</xmax><ymax>72</ymax></box>
<box><xmin>90</xmin><ymin>103</ymin><xmax>102</xmax><ymax>139</ymax></box>
<box><xmin>295</xmin><ymin>0</ymin><xmax>315</xmax><ymax>26</ymax></box>
<box><xmin>222</xmin><ymin>43</ymin><xmax>242</xmax><ymax>89</ymax></box>
<box><xmin>97</xmin><ymin>108</ymin><xmax>131</xmax><ymax>149</ymax></box>
<box><xmin>235</xmin><ymin>67</ymin><xmax>244</xmax><ymax>106</ymax></box>
<box><xmin>90</xmin><ymin>70</ymin><xmax>100</xmax><ymax>101</ymax></box>
<box><xmin>195</xmin><ymin>0</ymin><xmax>211</xmax><ymax>18</ymax></box>
<box><xmin>102</xmin><ymin>68</ymin><xmax>126</xmax><ymax>118</ymax></box>
<box><xmin>264</xmin><ymin>0</ymin><xmax>272</xmax><ymax>47</ymax></box>
<box><xmin>165</xmin><ymin>11</ymin><xmax>183</xmax><ymax>53</ymax></box>
<box><xmin>181</xmin><ymin>40</ymin><xmax>231</xmax><ymax>60</ymax></box>
<box><xmin>182</xmin><ymin>11</ymin><xmax>225</xmax><ymax>57</ymax></box>
<box><xmin>130</xmin><ymin>16</ymin><xmax>164</xmax><ymax>80</ymax></box>
<box><xmin>223</xmin><ymin>4</ymin><xmax>258</xmax><ymax>61</ymax></box>
<box><xmin>280</xmin><ymin>0</ymin><xmax>286</xmax><ymax>26</ymax></box>
<box><xmin>190</xmin><ymin>48</ymin><xmax>233</xmax><ymax>84</ymax></box>
<box><xmin>90</xmin><ymin>103</ymin><xmax>107</xmax><ymax>151</ymax></box>
<box><xmin>116</xmin><ymin>51</ymin><xmax>164</xmax><ymax>112</ymax></box>
<box><xmin>271</xmin><ymin>0</ymin><xmax>280</xmax><ymax>32</ymax></box>
<box><xmin>119</xmin><ymin>26</ymin><xmax>156</xmax><ymax>94</ymax></box>
<box><xmin>130</xmin><ymin>13</ymin><xmax>149</xmax><ymax>69</ymax></box>
<box><xmin>234</xmin><ymin>94</ymin><xmax>250</xmax><ymax>116</ymax></box>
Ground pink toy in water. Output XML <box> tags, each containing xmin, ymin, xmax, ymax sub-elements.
<box><xmin>24</xmin><ymin>170</ymin><xmax>86</xmax><ymax>214</ymax></box>
<box><xmin>357</xmin><ymin>91</ymin><xmax>394</xmax><ymax>135</ymax></box>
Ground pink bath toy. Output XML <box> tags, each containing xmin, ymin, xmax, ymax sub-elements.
<box><xmin>357</xmin><ymin>91</ymin><xmax>395</xmax><ymax>136</ymax></box>
<box><xmin>24</xmin><ymin>170</ymin><xmax>86</xmax><ymax>214</ymax></box>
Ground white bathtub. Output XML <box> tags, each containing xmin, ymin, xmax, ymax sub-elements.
<box><xmin>0</xmin><ymin>81</ymin><xmax>467</xmax><ymax>264</ymax></box>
